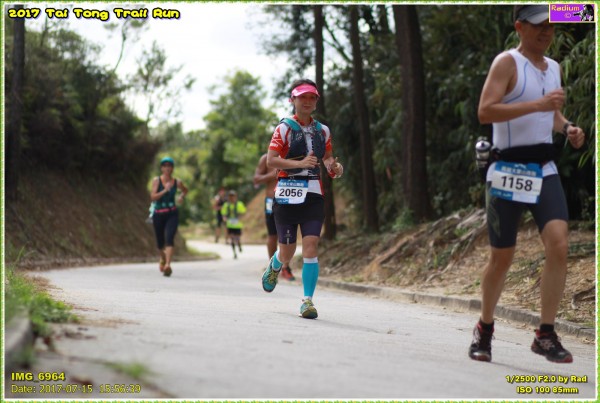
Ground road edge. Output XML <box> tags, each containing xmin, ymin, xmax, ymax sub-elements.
<box><xmin>4</xmin><ymin>314</ymin><xmax>34</xmax><ymax>373</ymax></box>
<box><xmin>318</xmin><ymin>278</ymin><xmax>596</xmax><ymax>340</ymax></box>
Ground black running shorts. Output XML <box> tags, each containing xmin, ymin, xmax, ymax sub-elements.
<box><xmin>486</xmin><ymin>174</ymin><xmax>568</xmax><ymax>248</ymax></box>
<box><xmin>273</xmin><ymin>193</ymin><xmax>324</xmax><ymax>244</ymax></box>
<box><xmin>227</xmin><ymin>228</ymin><xmax>242</xmax><ymax>236</ymax></box>
<box><xmin>153</xmin><ymin>209</ymin><xmax>179</xmax><ymax>249</ymax></box>
<box><xmin>265</xmin><ymin>212</ymin><xmax>278</xmax><ymax>236</ymax></box>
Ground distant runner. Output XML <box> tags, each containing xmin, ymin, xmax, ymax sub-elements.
<box><xmin>253</xmin><ymin>153</ymin><xmax>295</xmax><ymax>280</ymax></box>
<box><xmin>150</xmin><ymin>157</ymin><xmax>188</xmax><ymax>277</ymax></box>
<box><xmin>220</xmin><ymin>190</ymin><xmax>246</xmax><ymax>259</ymax></box>
<box><xmin>261</xmin><ymin>79</ymin><xmax>343</xmax><ymax>319</ymax></box>
<box><xmin>212</xmin><ymin>187</ymin><xmax>226</xmax><ymax>243</ymax></box>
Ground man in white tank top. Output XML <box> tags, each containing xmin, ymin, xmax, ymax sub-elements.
<box><xmin>469</xmin><ymin>4</ymin><xmax>585</xmax><ymax>364</ymax></box>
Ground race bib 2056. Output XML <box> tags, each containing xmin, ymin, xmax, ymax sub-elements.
<box><xmin>275</xmin><ymin>179</ymin><xmax>308</xmax><ymax>204</ymax></box>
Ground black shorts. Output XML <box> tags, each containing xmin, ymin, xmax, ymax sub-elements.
<box><xmin>152</xmin><ymin>209</ymin><xmax>179</xmax><ymax>249</ymax></box>
<box><xmin>273</xmin><ymin>193</ymin><xmax>324</xmax><ymax>244</ymax></box>
<box><xmin>216</xmin><ymin>212</ymin><xmax>224</xmax><ymax>227</ymax></box>
<box><xmin>486</xmin><ymin>174</ymin><xmax>568</xmax><ymax>248</ymax></box>
<box><xmin>265</xmin><ymin>212</ymin><xmax>277</xmax><ymax>236</ymax></box>
<box><xmin>227</xmin><ymin>228</ymin><xmax>242</xmax><ymax>236</ymax></box>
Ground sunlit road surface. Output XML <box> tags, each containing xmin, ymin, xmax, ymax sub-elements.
<box><xmin>27</xmin><ymin>240</ymin><xmax>596</xmax><ymax>399</ymax></box>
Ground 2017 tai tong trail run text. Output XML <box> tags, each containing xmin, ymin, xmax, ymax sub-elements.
<box><xmin>6</xmin><ymin>7</ymin><xmax>181</xmax><ymax>21</ymax></box>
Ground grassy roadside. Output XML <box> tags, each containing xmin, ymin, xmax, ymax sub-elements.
<box><xmin>5</xmin><ymin>258</ymin><xmax>78</xmax><ymax>339</ymax></box>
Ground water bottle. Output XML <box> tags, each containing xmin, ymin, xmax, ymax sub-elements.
<box><xmin>475</xmin><ymin>137</ymin><xmax>491</xmax><ymax>170</ymax></box>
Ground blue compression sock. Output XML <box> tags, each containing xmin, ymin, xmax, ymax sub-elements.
<box><xmin>302</xmin><ymin>257</ymin><xmax>319</xmax><ymax>298</ymax></box>
<box><xmin>272</xmin><ymin>251</ymin><xmax>283</xmax><ymax>271</ymax></box>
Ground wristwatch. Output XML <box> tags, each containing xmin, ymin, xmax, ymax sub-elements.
<box><xmin>562</xmin><ymin>121</ymin><xmax>575</xmax><ymax>136</ymax></box>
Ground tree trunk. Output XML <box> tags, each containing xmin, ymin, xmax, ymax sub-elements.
<box><xmin>377</xmin><ymin>5</ymin><xmax>391</xmax><ymax>33</ymax></box>
<box><xmin>313</xmin><ymin>5</ymin><xmax>337</xmax><ymax>240</ymax></box>
<box><xmin>393</xmin><ymin>5</ymin><xmax>432</xmax><ymax>221</ymax></box>
<box><xmin>349</xmin><ymin>6</ymin><xmax>379</xmax><ymax>232</ymax></box>
<box><xmin>7</xmin><ymin>5</ymin><xmax>25</xmax><ymax>201</ymax></box>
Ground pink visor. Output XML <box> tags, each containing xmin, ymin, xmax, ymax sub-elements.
<box><xmin>291</xmin><ymin>84</ymin><xmax>320</xmax><ymax>98</ymax></box>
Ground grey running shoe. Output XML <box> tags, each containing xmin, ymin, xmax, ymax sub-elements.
<box><xmin>300</xmin><ymin>299</ymin><xmax>318</xmax><ymax>319</ymax></box>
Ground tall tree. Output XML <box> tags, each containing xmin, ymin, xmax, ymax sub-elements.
<box><xmin>393</xmin><ymin>5</ymin><xmax>431</xmax><ymax>220</ymax></box>
<box><xmin>129</xmin><ymin>41</ymin><xmax>195</xmax><ymax>138</ymax></box>
<box><xmin>6</xmin><ymin>5</ymin><xmax>25</xmax><ymax>201</ymax></box>
<box><xmin>313</xmin><ymin>5</ymin><xmax>337</xmax><ymax>240</ymax></box>
<box><xmin>202</xmin><ymin>70</ymin><xmax>277</xmax><ymax>199</ymax></box>
<box><xmin>104</xmin><ymin>7</ymin><xmax>148</xmax><ymax>74</ymax></box>
<box><xmin>349</xmin><ymin>6</ymin><xmax>379</xmax><ymax>231</ymax></box>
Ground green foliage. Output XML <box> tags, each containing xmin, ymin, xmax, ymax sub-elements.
<box><xmin>5</xmin><ymin>20</ymin><xmax>159</xmax><ymax>183</ymax></box>
<box><xmin>151</xmin><ymin>71</ymin><xmax>277</xmax><ymax>223</ymax></box>
<box><xmin>539</xmin><ymin>24</ymin><xmax>594</xmax><ymax>220</ymax></box>
<box><xmin>129</xmin><ymin>40</ymin><xmax>196</xmax><ymax>132</ymax></box>
<box><xmin>151</xmin><ymin>124</ymin><xmax>210</xmax><ymax>224</ymax></box>
<box><xmin>420</xmin><ymin>5</ymin><xmax>515</xmax><ymax>216</ymax></box>
<box><xmin>203</xmin><ymin>71</ymin><xmax>278</xmax><ymax>198</ymax></box>
<box><xmin>560</xmin><ymin>28</ymin><xmax>595</xmax><ymax>169</ymax></box>
<box><xmin>417</xmin><ymin>6</ymin><xmax>594</xmax><ymax>219</ymax></box>
<box><xmin>7</xmin><ymin>5</ymin><xmax>594</xmax><ymax>234</ymax></box>
<box><xmin>391</xmin><ymin>208</ymin><xmax>416</xmax><ymax>232</ymax></box>
<box><xmin>107</xmin><ymin>362</ymin><xmax>152</xmax><ymax>381</ymax></box>
<box><xmin>103</xmin><ymin>9</ymin><xmax>149</xmax><ymax>73</ymax></box>
<box><xmin>262</xmin><ymin>5</ymin><xmax>315</xmax><ymax>98</ymax></box>
<box><xmin>5</xmin><ymin>264</ymin><xmax>78</xmax><ymax>337</ymax></box>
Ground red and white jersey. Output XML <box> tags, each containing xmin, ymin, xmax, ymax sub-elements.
<box><xmin>268</xmin><ymin>115</ymin><xmax>333</xmax><ymax>195</ymax></box>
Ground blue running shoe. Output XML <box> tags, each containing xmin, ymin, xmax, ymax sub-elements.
<box><xmin>262</xmin><ymin>257</ymin><xmax>280</xmax><ymax>292</ymax></box>
<box><xmin>300</xmin><ymin>299</ymin><xmax>318</xmax><ymax>319</ymax></box>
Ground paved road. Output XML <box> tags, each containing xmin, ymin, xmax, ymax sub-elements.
<box><xmin>9</xmin><ymin>241</ymin><xmax>596</xmax><ymax>399</ymax></box>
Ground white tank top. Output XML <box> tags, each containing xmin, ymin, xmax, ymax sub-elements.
<box><xmin>487</xmin><ymin>49</ymin><xmax>560</xmax><ymax>180</ymax></box>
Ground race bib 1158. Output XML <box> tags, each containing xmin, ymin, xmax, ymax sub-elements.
<box><xmin>490</xmin><ymin>161</ymin><xmax>542</xmax><ymax>204</ymax></box>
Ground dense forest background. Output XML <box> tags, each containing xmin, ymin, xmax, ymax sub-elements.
<box><xmin>5</xmin><ymin>4</ymin><xmax>596</xmax><ymax>247</ymax></box>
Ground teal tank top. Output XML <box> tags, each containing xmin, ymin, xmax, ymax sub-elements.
<box><xmin>155</xmin><ymin>177</ymin><xmax>177</xmax><ymax>211</ymax></box>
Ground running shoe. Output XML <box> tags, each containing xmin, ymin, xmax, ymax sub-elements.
<box><xmin>261</xmin><ymin>257</ymin><xmax>280</xmax><ymax>292</ymax></box>
<box><xmin>531</xmin><ymin>329</ymin><xmax>573</xmax><ymax>363</ymax></box>
<box><xmin>163</xmin><ymin>266</ymin><xmax>172</xmax><ymax>277</ymax></box>
<box><xmin>280</xmin><ymin>266</ymin><xmax>296</xmax><ymax>281</ymax></box>
<box><xmin>159</xmin><ymin>256</ymin><xmax>166</xmax><ymax>272</ymax></box>
<box><xmin>300</xmin><ymin>299</ymin><xmax>318</xmax><ymax>319</ymax></box>
<box><xmin>468</xmin><ymin>322</ymin><xmax>493</xmax><ymax>362</ymax></box>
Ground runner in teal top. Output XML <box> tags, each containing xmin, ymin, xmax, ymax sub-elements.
<box><xmin>150</xmin><ymin>157</ymin><xmax>188</xmax><ymax>277</ymax></box>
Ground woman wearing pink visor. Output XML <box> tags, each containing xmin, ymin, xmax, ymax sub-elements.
<box><xmin>261</xmin><ymin>79</ymin><xmax>343</xmax><ymax>319</ymax></box>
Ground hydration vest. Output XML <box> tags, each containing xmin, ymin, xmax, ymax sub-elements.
<box><xmin>225</xmin><ymin>201</ymin><xmax>240</xmax><ymax>218</ymax></box>
<box><xmin>155</xmin><ymin>178</ymin><xmax>177</xmax><ymax>210</ymax></box>
<box><xmin>280</xmin><ymin>117</ymin><xmax>325</xmax><ymax>175</ymax></box>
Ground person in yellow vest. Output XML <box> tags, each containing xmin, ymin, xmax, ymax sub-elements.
<box><xmin>220</xmin><ymin>190</ymin><xmax>247</xmax><ymax>259</ymax></box>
